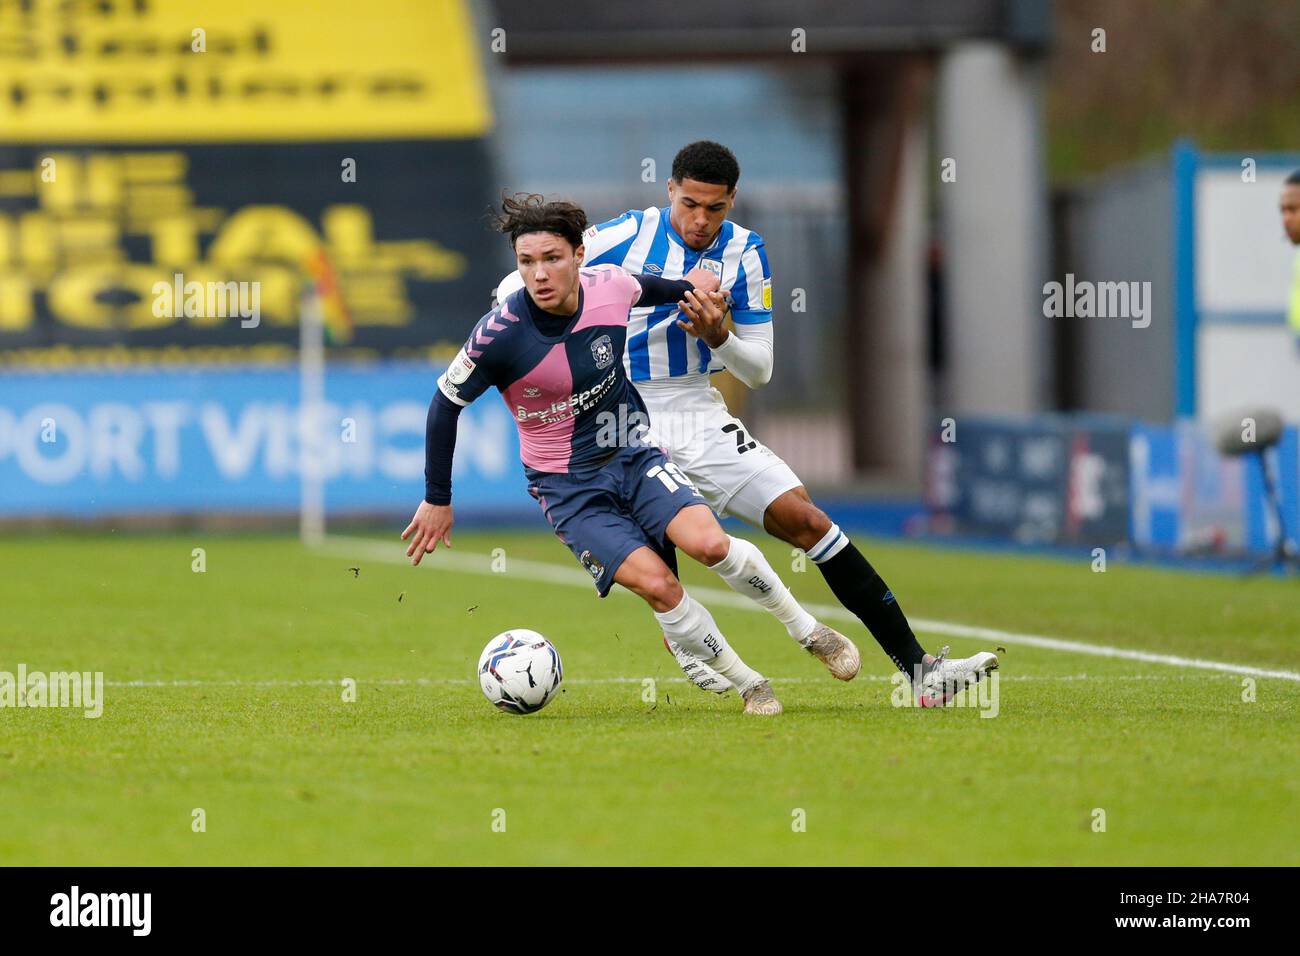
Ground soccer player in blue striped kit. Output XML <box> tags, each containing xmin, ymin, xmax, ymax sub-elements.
<box><xmin>496</xmin><ymin>142</ymin><xmax>998</xmax><ymax>706</ymax></box>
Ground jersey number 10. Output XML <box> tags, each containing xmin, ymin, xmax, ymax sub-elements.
<box><xmin>646</xmin><ymin>462</ymin><xmax>698</xmax><ymax>494</ymax></box>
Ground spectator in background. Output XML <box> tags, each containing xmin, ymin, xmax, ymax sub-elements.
<box><xmin>1282</xmin><ymin>170</ymin><xmax>1300</xmax><ymax>347</ymax></box>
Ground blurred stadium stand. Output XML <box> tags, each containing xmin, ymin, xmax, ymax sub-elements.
<box><xmin>2</xmin><ymin>0</ymin><xmax>1298</xmax><ymax>565</ymax></box>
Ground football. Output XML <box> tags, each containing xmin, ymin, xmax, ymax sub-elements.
<box><xmin>477</xmin><ymin>629</ymin><xmax>564</xmax><ymax>714</ymax></box>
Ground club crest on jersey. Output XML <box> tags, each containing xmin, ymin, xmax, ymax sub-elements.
<box><xmin>698</xmin><ymin>258</ymin><xmax>723</xmax><ymax>278</ymax></box>
<box><xmin>591</xmin><ymin>334</ymin><xmax>614</xmax><ymax>370</ymax></box>
<box><xmin>446</xmin><ymin>348</ymin><xmax>475</xmax><ymax>385</ymax></box>
<box><xmin>523</xmin><ymin>385</ymin><xmax>541</xmax><ymax>398</ymax></box>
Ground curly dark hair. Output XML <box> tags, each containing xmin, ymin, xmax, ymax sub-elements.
<box><xmin>493</xmin><ymin>192</ymin><xmax>588</xmax><ymax>249</ymax></box>
<box><xmin>671</xmin><ymin>141</ymin><xmax>740</xmax><ymax>192</ymax></box>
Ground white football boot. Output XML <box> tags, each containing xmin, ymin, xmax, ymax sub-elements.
<box><xmin>663</xmin><ymin>636</ymin><xmax>734</xmax><ymax>694</ymax></box>
<box><xmin>917</xmin><ymin>645</ymin><xmax>999</xmax><ymax>707</ymax></box>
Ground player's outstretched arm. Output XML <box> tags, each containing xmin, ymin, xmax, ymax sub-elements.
<box><xmin>626</xmin><ymin>268</ymin><xmax>721</xmax><ymax>310</ymax></box>
<box><xmin>402</xmin><ymin>390</ymin><xmax>462</xmax><ymax>565</ymax></box>
<box><xmin>406</xmin><ymin>308</ymin><xmax>501</xmax><ymax>564</ymax></box>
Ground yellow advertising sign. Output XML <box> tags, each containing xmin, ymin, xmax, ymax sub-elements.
<box><xmin>0</xmin><ymin>148</ymin><xmax>468</xmax><ymax>344</ymax></box>
<box><xmin>0</xmin><ymin>0</ymin><xmax>491</xmax><ymax>141</ymax></box>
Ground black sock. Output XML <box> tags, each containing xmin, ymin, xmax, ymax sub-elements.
<box><xmin>816</xmin><ymin>542</ymin><xmax>926</xmax><ymax>679</ymax></box>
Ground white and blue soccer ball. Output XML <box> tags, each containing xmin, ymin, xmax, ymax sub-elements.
<box><xmin>477</xmin><ymin>629</ymin><xmax>564</xmax><ymax>715</ymax></box>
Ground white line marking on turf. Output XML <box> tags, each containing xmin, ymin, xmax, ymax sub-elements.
<box><xmin>103</xmin><ymin>674</ymin><xmax>1249</xmax><ymax>689</ymax></box>
<box><xmin>312</xmin><ymin>537</ymin><xmax>1300</xmax><ymax>684</ymax></box>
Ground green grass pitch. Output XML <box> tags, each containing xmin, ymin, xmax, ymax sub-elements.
<box><xmin>1</xmin><ymin>529</ymin><xmax>1297</xmax><ymax>866</ymax></box>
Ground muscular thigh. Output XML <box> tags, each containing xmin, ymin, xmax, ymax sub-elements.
<box><xmin>666</xmin><ymin>393</ymin><xmax>802</xmax><ymax>527</ymax></box>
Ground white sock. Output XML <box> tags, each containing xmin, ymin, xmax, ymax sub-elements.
<box><xmin>712</xmin><ymin>535</ymin><xmax>818</xmax><ymax>644</ymax></box>
<box><xmin>654</xmin><ymin>591</ymin><xmax>764</xmax><ymax>695</ymax></box>
<box><xmin>808</xmin><ymin>523</ymin><xmax>850</xmax><ymax>564</ymax></box>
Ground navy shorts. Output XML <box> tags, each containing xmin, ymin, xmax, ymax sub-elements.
<box><xmin>527</xmin><ymin>444</ymin><xmax>706</xmax><ymax>597</ymax></box>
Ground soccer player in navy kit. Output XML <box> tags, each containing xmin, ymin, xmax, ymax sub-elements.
<box><xmin>402</xmin><ymin>193</ymin><xmax>796</xmax><ymax>714</ymax></box>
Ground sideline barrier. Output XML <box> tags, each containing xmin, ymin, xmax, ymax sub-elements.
<box><xmin>0</xmin><ymin>364</ymin><xmax>523</xmax><ymax>518</ymax></box>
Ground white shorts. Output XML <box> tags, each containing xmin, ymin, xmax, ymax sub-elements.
<box><xmin>640</xmin><ymin>384</ymin><xmax>802</xmax><ymax>528</ymax></box>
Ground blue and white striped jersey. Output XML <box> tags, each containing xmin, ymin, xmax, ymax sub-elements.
<box><xmin>584</xmin><ymin>206</ymin><xmax>772</xmax><ymax>382</ymax></box>
<box><xmin>496</xmin><ymin>207</ymin><xmax>773</xmax><ymax>384</ymax></box>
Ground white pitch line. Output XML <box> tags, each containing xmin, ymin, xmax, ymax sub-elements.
<box><xmin>313</xmin><ymin>537</ymin><xmax>1300</xmax><ymax>684</ymax></box>
<box><xmin>102</xmin><ymin>673</ymin><xmax>1244</xmax><ymax>689</ymax></box>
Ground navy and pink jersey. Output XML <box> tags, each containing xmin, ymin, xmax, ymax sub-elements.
<box><xmin>437</xmin><ymin>264</ymin><xmax>662</xmax><ymax>476</ymax></box>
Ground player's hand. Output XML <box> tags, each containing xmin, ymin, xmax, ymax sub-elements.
<box><xmin>682</xmin><ymin>266</ymin><xmax>721</xmax><ymax>295</ymax></box>
<box><xmin>676</xmin><ymin>289</ymin><xmax>731</xmax><ymax>348</ymax></box>
<box><xmin>401</xmin><ymin>500</ymin><xmax>453</xmax><ymax>566</ymax></box>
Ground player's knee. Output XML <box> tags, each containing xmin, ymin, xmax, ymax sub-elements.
<box><xmin>693</xmin><ymin>532</ymin><xmax>731</xmax><ymax>567</ymax></box>
<box><xmin>645</xmin><ymin>572</ymin><xmax>683</xmax><ymax>610</ymax></box>
<box><xmin>789</xmin><ymin>502</ymin><xmax>833</xmax><ymax>550</ymax></box>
